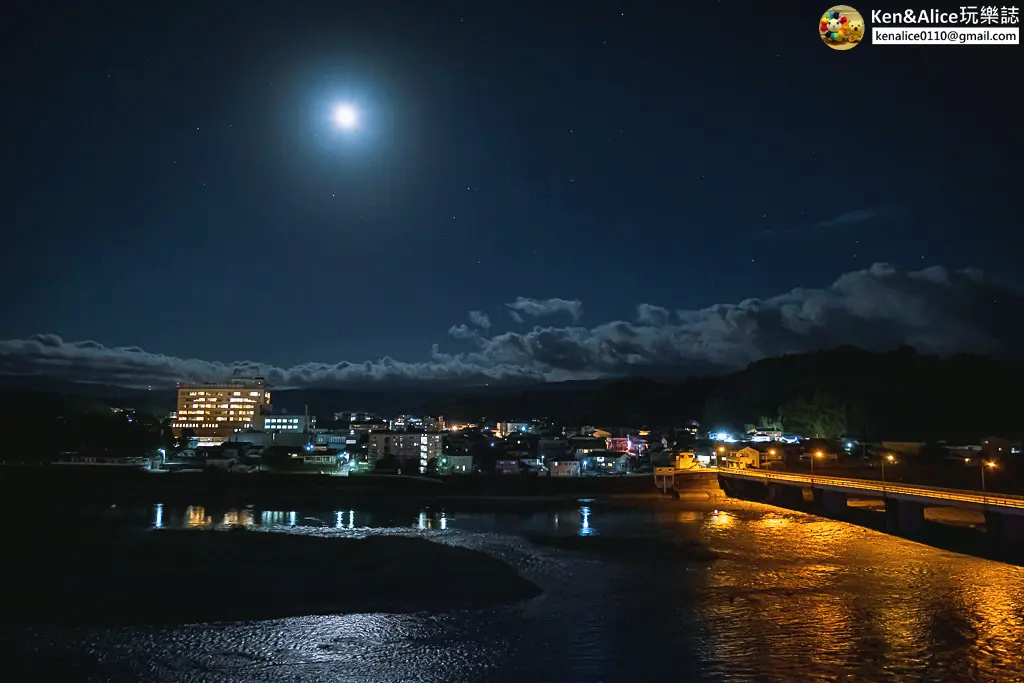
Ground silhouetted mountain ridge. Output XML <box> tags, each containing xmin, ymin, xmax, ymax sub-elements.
<box><xmin>1</xmin><ymin>347</ymin><xmax>1020</xmax><ymax>440</ymax></box>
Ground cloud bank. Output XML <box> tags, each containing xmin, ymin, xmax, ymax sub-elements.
<box><xmin>1</xmin><ymin>264</ymin><xmax>1021</xmax><ymax>389</ymax></box>
<box><xmin>506</xmin><ymin>297</ymin><xmax>583</xmax><ymax>322</ymax></box>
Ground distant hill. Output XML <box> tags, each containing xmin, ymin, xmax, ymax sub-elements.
<box><xmin>699</xmin><ymin>345</ymin><xmax>1024</xmax><ymax>441</ymax></box>
<box><xmin>0</xmin><ymin>375</ymin><xmax>175</xmax><ymax>413</ymax></box>
<box><xmin>1</xmin><ymin>346</ymin><xmax>1021</xmax><ymax>440</ymax></box>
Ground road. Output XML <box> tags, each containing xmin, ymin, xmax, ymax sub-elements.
<box><xmin>718</xmin><ymin>468</ymin><xmax>1024</xmax><ymax>513</ymax></box>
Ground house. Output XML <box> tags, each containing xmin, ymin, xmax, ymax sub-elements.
<box><xmin>539</xmin><ymin>438</ymin><xmax>569</xmax><ymax>460</ymax></box>
<box><xmin>494</xmin><ymin>460</ymin><xmax>520</xmax><ymax>475</ymax></box>
<box><xmin>882</xmin><ymin>441</ymin><xmax>924</xmax><ymax>456</ymax></box>
<box><xmin>569</xmin><ymin>436</ymin><xmax>606</xmax><ymax>457</ymax></box>
<box><xmin>674</xmin><ymin>452</ymin><xmax>700</xmax><ymax>470</ymax></box>
<box><xmin>981</xmin><ymin>436</ymin><xmax>1021</xmax><ymax>458</ymax></box>
<box><xmin>580</xmin><ymin>450</ymin><xmax>628</xmax><ymax>474</ymax></box>
<box><xmin>443</xmin><ymin>454</ymin><xmax>473</xmax><ymax>474</ymax></box>
<box><xmin>196</xmin><ymin>446</ymin><xmax>236</xmax><ymax>471</ymax></box>
<box><xmin>726</xmin><ymin>446</ymin><xmax>762</xmax><ymax>469</ymax></box>
<box><xmin>548</xmin><ymin>460</ymin><xmax>580</xmax><ymax>477</ymax></box>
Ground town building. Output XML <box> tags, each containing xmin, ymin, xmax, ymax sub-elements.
<box><xmin>368</xmin><ymin>431</ymin><xmax>443</xmax><ymax>473</ymax></box>
<box><xmin>539</xmin><ymin>437</ymin><xmax>569</xmax><ymax>461</ymax></box>
<box><xmin>442</xmin><ymin>454</ymin><xmax>473</xmax><ymax>474</ymax></box>
<box><xmin>263</xmin><ymin>414</ymin><xmax>315</xmax><ymax>432</ymax></box>
<box><xmin>727</xmin><ymin>446</ymin><xmax>785</xmax><ymax>469</ymax></box>
<box><xmin>170</xmin><ymin>377</ymin><xmax>271</xmax><ymax>446</ymax></box>
<box><xmin>580</xmin><ymin>450</ymin><xmax>628</xmax><ymax>473</ymax></box>
<box><xmin>333</xmin><ymin>410</ymin><xmax>382</xmax><ymax>423</ymax></box>
<box><xmin>569</xmin><ymin>436</ymin><xmax>607</xmax><ymax>457</ymax></box>
<box><xmin>312</xmin><ymin>431</ymin><xmax>349</xmax><ymax>448</ymax></box>
<box><xmin>494</xmin><ymin>460</ymin><xmax>520</xmax><ymax>475</ymax></box>
<box><xmin>547</xmin><ymin>460</ymin><xmax>580</xmax><ymax>477</ymax></box>
<box><xmin>390</xmin><ymin>415</ymin><xmax>445</xmax><ymax>431</ymax></box>
<box><xmin>496</xmin><ymin>421</ymin><xmax>533</xmax><ymax>438</ymax></box>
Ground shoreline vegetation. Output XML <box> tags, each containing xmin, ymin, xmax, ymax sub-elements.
<box><xmin>7</xmin><ymin>529</ymin><xmax>543</xmax><ymax>627</ymax></box>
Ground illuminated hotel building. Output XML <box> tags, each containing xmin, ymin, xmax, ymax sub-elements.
<box><xmin>170</xmin><ymin>377</ymin><xmax>271</xmax><ymax>446</ymax></box>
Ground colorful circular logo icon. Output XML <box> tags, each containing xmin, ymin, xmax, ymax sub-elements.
<box><xmin>820</xmin><ymin>5</ymin><xmax>865</xmax><ymax>50</ymax></box>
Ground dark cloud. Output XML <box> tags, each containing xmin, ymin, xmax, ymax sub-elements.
<box><xmin>636</xmin><ymin>304</ymin><xmax>671</xmax><ymax>326</ymax></box>
<box><xmin>2</xmin><ymin>264</ymin><xmax>1021</xmax><ymax>389</ymax></box>
<box><xmin>447</xmin><ymin>324</ymin><xmax>478</xmax><ymax>340</ymax></box>
<box><xmin>814</xmin><ymin>208</ymin><xmax>886</xmax><ymax>228</ymax></box>
<box><xmin>508</xmin><ymin>310</ymin><xmax>524</xmax><ymax>323</ymax></box>
<box><xmin>506</xmin><ymin>297</ymin><xmax>583</xmax><ymax>322</ymax></box>
<box><xmin>761</xmin><ymin>207</ymin><xmax>896</xmax><ymax>240</ymax></box>
<box><xmin>468</xmin><ymin>310</ymin><xmax>491</xmax><ymax>330</ymax></box>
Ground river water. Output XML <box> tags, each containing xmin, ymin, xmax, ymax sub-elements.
<box><xmin>6</xmin><ymin>499</ymin><xmax>1024</xmax><ymax>682</ymax></box>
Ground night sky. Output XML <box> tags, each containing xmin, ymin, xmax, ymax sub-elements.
<box><xmin>1</xmin><ymin>1</ymin><xmax>1020</xmax><ymax>387</ymax></box>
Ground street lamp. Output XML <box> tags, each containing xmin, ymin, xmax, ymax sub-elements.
<box><xmin>981</xmin><ymin>460</ymin><xmax>997</xmax><ymax>507</ymax></box>
<box><xmin>717</xmin><ymin>446</ymin><xmax>726</xmax><ymax>469</ymax></box>
<box><xmin>810</xmin><ymin>450</ymin><xmax>824</xmax><ymax>485</ymax></box>
<box><xmin>880</xmin><ymin>453</ymin><xmax>895</xmax><ymax>498</ymax></box>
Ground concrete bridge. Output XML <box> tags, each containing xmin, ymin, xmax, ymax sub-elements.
<box><xmin>718</xmin><ymin>468</ymin><xmax>1024</xmax><ymax>542</ymax></box>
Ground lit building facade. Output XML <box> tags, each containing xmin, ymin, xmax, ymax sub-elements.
<box><xmin>263</xmin><ymin>415</ymin><xmax>315</xmax><ymax>432</ymax></box>
<box><xmin>368</xmin><ymin>431</ymin><xmax>443</xmax><ymax>473</ymax></box>
<box><xmin>496</xmin><ymin>422</ymin><xmax>533</xmax><ymax>438</ymax></box>
<box><xmin>171</xmin><ymin>377</ymin><xmax>271</xmax><ymax>446</ymax></box>
<box><xmin>389</xmin><ymin>415</ymin><xmax>445</xmax><ymax>431</ymax></box>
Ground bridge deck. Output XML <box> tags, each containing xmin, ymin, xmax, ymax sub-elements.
<box><xmin>719</xmin><ymin>468</ymin><xmax>1024</xmax><ymax>514</ymax></box>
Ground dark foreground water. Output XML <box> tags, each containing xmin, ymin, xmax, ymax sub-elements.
<box><xmin>6</xmin><ymin>500</ymin><xmax>1024</xmax><ymax>682</ymax></box>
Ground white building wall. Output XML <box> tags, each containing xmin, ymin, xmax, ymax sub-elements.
<box><xmin>548</xmin><ymin>461</ymin><xmax>580</xmax><ymax>477</ymax></box>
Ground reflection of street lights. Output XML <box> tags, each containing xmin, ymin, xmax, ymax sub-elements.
<box><xmin>981</xmin><ymin>460</ymin><xmax>997</xmax><ymax>507</ymax></box>
<box><xmin>880</xmin><ymin>453</ymin><xmax>895</xmax><ymax>498</ymax></box>
<box><xmin>717</xmin><ymin>446</ymin><xmax>725</xmax><ymax>469</ymax></box>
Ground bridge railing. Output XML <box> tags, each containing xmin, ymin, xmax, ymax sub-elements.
<box><xmin>719</xmin><ymin>468</ymin><xmax>1024</xmax><ymax>509</ymax></box>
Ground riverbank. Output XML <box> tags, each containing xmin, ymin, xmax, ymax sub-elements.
<box><xmin>6</xmin><ymin>528</ymin><xmax>542</xmax><ymax>627</ymax></box>
<box><xmin>0</xmin><ymin>467</ymin><xmax>704</xmax><ymax>509</ymax></box>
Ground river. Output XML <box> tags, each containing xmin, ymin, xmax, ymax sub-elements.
<box><xmin>5</xmin><ymin>499</ymin><xmax>1024</xmax><ymax>682</ymax></box>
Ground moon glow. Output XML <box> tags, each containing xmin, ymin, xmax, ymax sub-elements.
<box><xmin>333</xmin><ymin>104</ymin><xmax>358</xmax><ymax>129</ymax></box>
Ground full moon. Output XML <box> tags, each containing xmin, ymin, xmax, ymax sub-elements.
<box><xmin>333</xmin><ymin>104</ymin><xmax>358</xmax><ymax>129</ymax></box>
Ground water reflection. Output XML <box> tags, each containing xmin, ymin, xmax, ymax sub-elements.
<box><xmin>579</xmin><ymin>505</ymin><xmax>594</xmax><ymax>536</ymax></box>
<box><xmin>18</xmin><ymin>502</ymin><xmax>1024</xmax><ymax>682</ymax></box>
<box><xmin>222</xmin><ymin>508</ymin><xmax>254</xmax><ymax>527</ymax></box>
<box><xmin>186</xmin><ymin>505</ymin><xmax>210</xmax><ymax>527</ymax></box>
